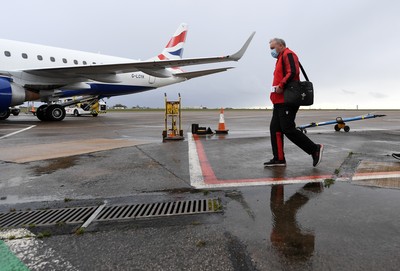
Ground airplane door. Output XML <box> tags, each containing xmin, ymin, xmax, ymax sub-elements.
<box><xmin>149</xmin><ymin>76</ymin><xmax>156</xmax><ymax>84</ymax></box>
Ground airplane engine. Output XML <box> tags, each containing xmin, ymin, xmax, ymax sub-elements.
<box><xmin>0</xmin><ymin>79</ymin><xmax>26</xmax><ymax>112</ymax></box>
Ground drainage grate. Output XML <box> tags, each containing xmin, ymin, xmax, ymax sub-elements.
<box><xmin>0</xmin><ymin>198</ymin><xmax>221</xmax><ymax>228</ymax></box>
<box><xmin>94</xmin><ymin>198</ymin><xmax>221</xmax><ymax>222</ymax></box>
<box><xmin>0</xmin><ymin>206</ymin><xmax>97</xmax><ymax>228</ymax></box>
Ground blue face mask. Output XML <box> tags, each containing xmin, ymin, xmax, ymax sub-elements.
<box><xmin>271</xmin><ymin>48</ymin><xmax>279</xmax><ymax>58</ymax></box>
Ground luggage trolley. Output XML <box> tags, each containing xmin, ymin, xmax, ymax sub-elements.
<box><xmin>163</xmin><ymin>93</ymin><xmax>184</xmax><ymax>141</ymax></box>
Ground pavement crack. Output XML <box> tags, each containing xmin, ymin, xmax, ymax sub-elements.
<box><xmin>135</xmin><ymin>145</ymin><xmax>190</xmax><ymax>187</ymax></box>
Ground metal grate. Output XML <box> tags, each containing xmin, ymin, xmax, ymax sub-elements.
<box><xmin>94</xmin><ymin>198</ymin><xmax>221</xmax><ymax>222</ymax></box>
<box><xmin>0</xmin><ymin>198</ymin><xmax>221</xmax><ymax>228</ymax></box>
<box><xmin>0</xmin><ymin>206</ymin><xmax>97</xmax><ymax>228</ymax></box>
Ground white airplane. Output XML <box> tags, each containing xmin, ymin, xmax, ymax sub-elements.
<box><xmin>0</xmin><ymin>23</ymin><xmax>255</xmax><ymax>121</ymax></box>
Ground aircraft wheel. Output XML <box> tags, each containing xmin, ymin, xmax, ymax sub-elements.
<box><xmin>334</xmin><ymin>124</ymin><xmax>340</xmax><ymax>131</ymax></box>
<box><xmin>74</xmin><ymin>110</ymin><xmax>80</xmax><ymax>117</ymax></box>
<box><xmin>36</xmin><ymin>105</ymin><xmax>48</xmax><ymax>121</ymax></box>
<box><xmin>344</xmin><ymin>125</ymin><xmax>350</xmax><ymax>132</ymax></box>
<box><xmin>0</xmin><ymin>109</ymin><xmax>10</xmax><ymax>120</ymax></box>
<box><xmin>92</xmin><ymin>113</ymin><xmax>98</xmax><ymax>117</ymax></box>
<box><xmin>47</xmin><ymin>104</ymin><xmax>66</xmax><ymax>121</ymax></box>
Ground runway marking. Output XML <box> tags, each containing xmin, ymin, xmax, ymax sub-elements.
<box><xmin>188</xmin><ymin>132</ymin><xmax>333</xmax><ymax>188</ymax></box>
<box><xmin>352</xmin><ymin>171</ymin><xmax>400</xmax><ymax>180</ymax></box>
<box><xmin>188</xmin><ymin>132</ymin><xmax>205</xmax><ymax>187</ymax></box>
<box><xmin>0</xmin><ymin>125</ymin><xmax>36</xmax><ymax>140</ymax></box>
<box><xmin>0</xmin><ymin>228</ymin><xmax>78</xmax><ymax>270</ymax></box>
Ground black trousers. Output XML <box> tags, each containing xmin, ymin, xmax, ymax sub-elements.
<box><xmin>270</xmin><ymin>104</ymin><xmax>317</xmax><ymax>160</ymax></box>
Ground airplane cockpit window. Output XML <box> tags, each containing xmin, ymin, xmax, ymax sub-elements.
<box><xmin>50</xmin><ymin>57</ymin><xmax>56</xmax><ymax>62</ymax></box>
<box><xmin>37</xmin><ymin>55</ymin><xmax>43</xmax><ymax>61</ymax></box>
<box><xmin>74</xmin><ymin>60</ymin><xmax>78</xmax><ymax>65</ymax></box>
<box><xmin>22</xmin><ymin>53</ymin><xmax>28</xmax><ymax>59</ymax></box>
<box><xmin>62</xmin><ymin>58</ymin><xmax>68</xmax><ymax>64</ymax></box>
<box><xmin>4</xmin><ymin>51</ymin><xmax>11</xmax><ymax>57</ymax></box>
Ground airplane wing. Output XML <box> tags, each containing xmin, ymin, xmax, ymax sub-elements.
<box><xmin>173</xmin><ymin>67</ymin><xmax>234</xmax><ymax>80</ymax></box>
<box><xmin>22</xmin><ymin>32</ymin><xmax>255</xmax><ymax>79</ymax></box>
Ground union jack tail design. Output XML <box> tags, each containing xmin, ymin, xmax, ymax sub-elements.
<box><xmin>157</xmin><ymin>23</ymin><xmax>188</xmax><ymax>60</ymax></box>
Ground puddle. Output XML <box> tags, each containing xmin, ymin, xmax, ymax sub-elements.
<box><xmin>30</xmin><ymin>156</ymin><xmax>78</xmax><ymax>176</ymax></box>
<box><xmin>270</xmin><ymin>182</ymin><xmax>323</xmax><ymax>261</ymax></box>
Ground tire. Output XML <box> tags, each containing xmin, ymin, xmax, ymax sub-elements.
<box><xmin>46</xmin><ymin>104</ymin><xmax>66</xmax><ymax>121</ymax></box>
<box><xmin>0</xmin><ymin>109</ymin><xmax>10</xmax><ymax>120</ymax></box>
<box><xmin>92</xmin><ymin>113</ymin><xmax>98</xmax><ymax>117</ymax></box>
<box><xmin>344</xmin><ymin>126</ymin><xmax>350</xmax><ymax>132</ymax></box>
<box><xmin>334</xmin><ymin>124</ymin><xmax>340</xmax><ymax>131</ymax></box>
<box><xmin>74</xmin><ymin>110</ymin><xmax>80</xmax><ymax>117</ymax></box>
<box><xmin>36</xmin><ymin>105</ymin><xmax>48</xmax><ymax>121</ymax></box>
<box><xmin>12</xmin><ymin>111</ymin><xmax>20</xmax><ymax>116</ymax></box>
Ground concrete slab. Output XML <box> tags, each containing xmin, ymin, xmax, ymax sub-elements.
<box><xmin>353</xmin><ymin>160</ymin><xmax>400</xmax><ymax>189</ymax></box>
<box><xmin>0</xmin><ymin>138</ymin><xmax>150</xmax><ymax>163</ymax></box>
<box><xmin>192</xmin><ymin>132</ymin><xmax>346</xmax><ymax>188</ymax></box>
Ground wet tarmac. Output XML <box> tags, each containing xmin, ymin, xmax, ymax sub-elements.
<box><xmin>1</xmin><ymin>110</ymin><xmax>400</xmax><ymax>270</ymax></box>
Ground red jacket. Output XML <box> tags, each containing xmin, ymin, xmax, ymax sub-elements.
<box><xmin>270</xmin><ymin>48</ymin><xmax>300</xmax><ymax>104</ymax></box>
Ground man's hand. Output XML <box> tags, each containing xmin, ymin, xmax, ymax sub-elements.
<box><xmin>275</xmin><ymin>86</ymin><xmax>283</xmax><ymax>94</ymax></box>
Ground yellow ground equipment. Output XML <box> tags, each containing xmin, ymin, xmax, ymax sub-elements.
<box><xmin>163</xmin><ymin>93</ymin><xmax>184</xmax><ymax>141</ymax></box>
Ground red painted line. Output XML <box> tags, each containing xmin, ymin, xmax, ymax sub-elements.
<box><xmin>193</xmin><ymin>135</ymin><xmax>332</xmax><ymax>185</ymax></box>
<box><xmin>205</xmin><ymin>175</ymin><xmax>333</xmax><ymax>185</ymax></box>
<box><xmin>193</xmin><ymin>135</ymin><xmax>218</xmax><ymax>182</ymax></box>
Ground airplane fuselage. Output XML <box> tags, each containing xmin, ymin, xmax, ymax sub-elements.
<box><xmin>0</xmin><ymin>23</ymin><xmax>254</xmax><ymax>121</ymax></box>
<box><xmin>0</xmin><ymin>39</ymin><xmax>185</xmax><ymax>99</ymax></box>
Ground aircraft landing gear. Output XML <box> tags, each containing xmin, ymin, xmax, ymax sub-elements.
<box><xmin>36</xmin><ymin>105</ymin><xmax>48</xmax><ymax>121</ymax></box>
<box><xmin>0</xmin><ymin>109</ymin><xmax>11</xmax><ymax>120</ymax></box>
<box><xmin>36</xmin><ymin>104</ymin><xmax>66</xmax><ymax>121</ymax></box>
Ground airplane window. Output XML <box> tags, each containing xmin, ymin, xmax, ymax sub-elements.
<box><xmin>4</xmin><ymin>51</ymin><xmax>11</xmax><ymax>57</ymax></box>
<box><xmin>74</xmin><ymin>60</ymin><xmax>78</xmax><ymax>65</ymax></box>
<box><xmin>22</xmin><ymin>53</ymin><xmax>28</xmax><ymax>59</ymax></box>
<box><xmin>83</xmin><ymin>61</ymin><xmax>87</xmax><ymax>65</ymax></box>
<box><xmin>62</xmin><ymin>58</ymin><xmax>68</xmax><ymax>64</ymax></box>
<box><xmin>50</xmin><ymin>57</ymin><xmax>56</xmax><ymax>62</ymax></box>
<box><xmin>92</xmin><ymin>62</ymin><xmax>96</xmax><ymax>64</ymax></box>
<box><xmin>37</xmin><ymin>55</ymin><xmax>43</xmax><ymax>61</ymax></box>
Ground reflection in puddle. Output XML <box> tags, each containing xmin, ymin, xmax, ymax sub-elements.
<box><xmin>270</xmin><ymin>183</ymin><xmax>323</xmax><ymax>261</ymax></box>
<box><xmin>30</xmin><ymin>156</ymin><xmax>78</xmax><ymax>176</ymax></box>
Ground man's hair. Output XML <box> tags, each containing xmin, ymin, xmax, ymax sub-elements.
<box><xmin>269</xmin><ymin>38</ymin><xmax>286</xmax><ymax>47</ymax></box>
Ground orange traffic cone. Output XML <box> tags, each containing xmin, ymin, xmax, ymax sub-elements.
<box><xmin>215</xmin><ymin>108</ymin><xmax>229</xmax><ymax>134</ymax></box>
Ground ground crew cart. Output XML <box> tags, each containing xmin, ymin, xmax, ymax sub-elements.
<box><xmin>163</xmin><ymin>93</ymin><xmax>184</xmax><ymax>141</ymax></box>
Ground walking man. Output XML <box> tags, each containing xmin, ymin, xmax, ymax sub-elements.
<box><xmin>265</xmin><ymin>38</ymin><xmax>323</xmax><ymax>167</ymax></box>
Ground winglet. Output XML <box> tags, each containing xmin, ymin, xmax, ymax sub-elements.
<box><xmin>229</xmin><ymin>32</ymin><xmax>256</xmax><ymax>61</ymax></box>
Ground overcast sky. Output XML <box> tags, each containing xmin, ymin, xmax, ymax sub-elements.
<box><xmin>3</xmin><ymin>0</ymin><xmax>400</xmax><ymax>109</ymax></box>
